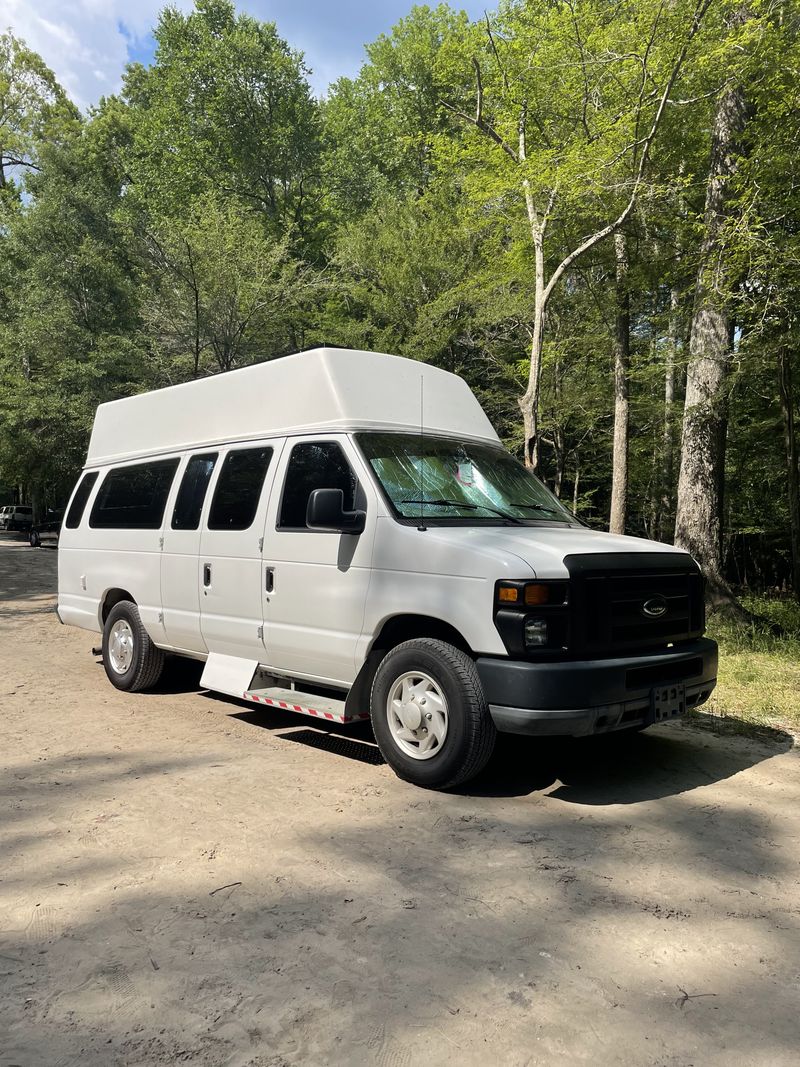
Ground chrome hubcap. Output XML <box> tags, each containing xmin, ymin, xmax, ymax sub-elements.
<box><xmin>108</xmin><ymin>619</ymin><xmax>134</xmax><ymax>674</ymax></box>
<box><xmin>387</xmin><ymin>671</ymin><xmax>448</xmax><ymax>761</ymax></box>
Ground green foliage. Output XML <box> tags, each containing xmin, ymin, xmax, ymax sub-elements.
<box><xmin>703</xmin><ymin>596</ymin><xmax>800</xmax><ymax>733</ymax></box>
<box><xmin>123</xmin><ymin>0</ymin><xmax>321</xmax><ymax>247</ymax></box>
<box><xmin>141</xmin><ymin>194</ymin><xmax>324</xmax><ymax>378</ymax></box>
<box><xmin>0</xmin><ymin>32</ymin><xmax>80</xmax><ymax>210</ymax></box>
<box><xmin>322</xmin><ymin>5</ymin><xmax>472</xmax><ymax>221</ymax></box>
<box><xmin>0</xmin><ymin>112</ymin><xmax>148</xmax><ymax>502</ymax></box>
<box><xmin>0</xmin><ymin>0</ymin><xmax>798</xmax><ymax>604</ymax></box>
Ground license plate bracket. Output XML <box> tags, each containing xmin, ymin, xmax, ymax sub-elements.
<box><xmin>648</xmin><ymin>683</ymin><xmax>686</xmax><ymax>725</ymax></box>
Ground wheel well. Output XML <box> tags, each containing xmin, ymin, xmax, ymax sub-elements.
<box><xmin>344</xmin><ymin>614</ymin><xmax>473</xmax><ymax>719</ymax></box>
<box><xmin>370</xmin><ymin>614</ymin><xmax>473</xmax><ymax>657</ymax></box>
<box><xmin>101</xmin><ymin>588</ymin><xmax>136</xmax><ymax>624</ymax></box>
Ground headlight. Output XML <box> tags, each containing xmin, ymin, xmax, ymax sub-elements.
<box><xmin>524</xmin><ymin>617</ymin><xmax>548</xmax><ymax>648</ymax></box>
<box><xmin>493</xmin><ymin>579</ymin><xmax>569</xmax><ymax>656</ymax></box>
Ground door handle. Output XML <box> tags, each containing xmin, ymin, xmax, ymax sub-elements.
<box><xmin>265</xmin><ymin>566</ymin><xmax>275</xmax><ymax>593</ymax></box>
<box><xmin>203</xmin><ymin>563</ymin><xmax>212</xmax><ymax>587</ymax></box>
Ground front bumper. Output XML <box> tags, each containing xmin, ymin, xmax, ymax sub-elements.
<box><xmin>476</xmin><ymin>638</ymin><xmax>718</xmax><ymax>737</ymax></box>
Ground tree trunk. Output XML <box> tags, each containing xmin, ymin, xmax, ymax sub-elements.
<box><xmin>519</xmin><ymin>222</ymin><xmax>545</xmax><ymax>469</ymax></box>
<box><xmin>658</xmin><ymin>286</ymin><xmax>680</xmax><ymax>540</ymax></box>
<box><xmin>609</xmin><ymin>231</ymin><xmax>631</xmax><ymax>534</ymax></box>
<box><xmin>674</xmin><ymin>77</ymin><xmax>749</xmax><ymax>604</ymax></box>
<box><xmin>553</xmin><ymin>424</ymin><xmax>565</xmax><ymax>498</ymax></box>
<box><xmin>779</xmin><ymin>344</ymin><xmax>800</xmax><ymax>601</ymax></box>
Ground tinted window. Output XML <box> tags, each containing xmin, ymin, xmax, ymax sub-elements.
<box><xmin>278</xmin><ymin>442</ymin><xmax>357</xmax><ymax>529</ymax></box>
<box><xmin>65</xmin><ymin>472</ymin><xmax>100</xmax><ymax>529</ymax></box>
<box><xmin>208</xmin><ymin>447</ymin><xmax>273</xmax><ymax>530</ymax></box>
<box><xmin>90</xmin><ymin>460</ymin><xmax>179</xmax><ymax>529</ymax></box>
<box><xmin>172</xmin><ymin>453</ymin><xmax>218</xmax><ymax>530</ymax></box>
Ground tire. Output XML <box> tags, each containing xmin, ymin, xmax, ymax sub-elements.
<box><xmin>29</xmin><ymin>530</ymin><xmax>41</xmax><ymax>547</ymax></box>
<box><xmin>102</xmin><ymin>600</ymin><xmax>165</xmax><ymax>692</ymax></box>
<box><xmin>370</xmin><ymin>638</ymin><xmax>496</xmax><ymax>790</ymax></box>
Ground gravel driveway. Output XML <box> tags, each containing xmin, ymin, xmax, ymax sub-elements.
<box><xmin>1</xmin><ymin>532</ymin><xmax>799</xmax><ymax>1066</ymax></box>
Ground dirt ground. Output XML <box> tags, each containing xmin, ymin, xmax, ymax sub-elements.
<box><xmin>1</xmin><ymin>533</ymin><xmax>799</xmax><ymax>1067</ymax></box>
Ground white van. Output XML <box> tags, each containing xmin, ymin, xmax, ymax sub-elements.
<box><xmin>58</xmin><ymin>348</ymin><xmax>717</xmax><ymax>788</ymax></box>
<box><xmin>1</xmin><ymin>503</ymin><xmax>33</xmax><ymax>531</ymax></box>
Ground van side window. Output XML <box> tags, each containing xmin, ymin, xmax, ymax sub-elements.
<box><xmin>207</xmin><ymin>447</ymin><xmax>273</xmax><ymax>530</ymax></box>
<box><xmin>172</xmin><ymin>453</ymin><xmax>218</xmax><ymax>530</ymax></box>
<box><xmin>90</xmin><ymin>460</ymin><xmax>180</xmax><ymax>529</ymax></box>
<box><xmin>278</xmin><ymin>442</ymin><xmax>357</xmax><ymax>529</ymax></box>
<box><xmin>65</xmin><ymin>472</ymin><xmax>99</xmax><ymax>528</ymax></box>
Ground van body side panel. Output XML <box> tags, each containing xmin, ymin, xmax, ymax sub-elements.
<box><xmin>60</xmin><ymin>545</ymin><xmax>162</xmax><ymax>636</ymax></box>
<box><xmin>197</xmin><ymin>440</ymin><xmax>284</xmax><ymax>660</ymax></box>
<box><xmin>160</xmin><ymin>454</ymin><xmax>207</xmax><ymax>653</ymax></box>
<box><xmin>360</xmin><ymin>517</ymin><xmax>534</xmax><ymax>660</ymax></box>
<box><xmin>57</xmin><ymin>472</ymin><xmax>106</xmax><ymax>633</ymax></box>
<box><xmin>261</xmin><ymin>436</ymin><xmax>377</xmax><ymax>687</ymax></box>
<box><xmin>58</xmin><ymin>460</ymin><xmax>177</xmax><ymax>641</ymax></box>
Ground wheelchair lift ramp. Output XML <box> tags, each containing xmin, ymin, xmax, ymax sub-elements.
<box><xmin>241</xmin><ymin>687</ymin><xmax>369</xmax><ymax>725</ymax></box>
<box><xmin>201</xmin><ymin>653</ymin><xmax>258</xmax><ymax>698</ymax></box>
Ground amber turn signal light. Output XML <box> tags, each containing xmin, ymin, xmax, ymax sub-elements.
<box><xmin>524</xmin><ymin>584</ymin><xmax>550</xmax><ymax>605</ymax></box>
<box><xmin>497</xmin><ymin>585</ymin><xmax>519</xmax><ymax>603</ymax></box>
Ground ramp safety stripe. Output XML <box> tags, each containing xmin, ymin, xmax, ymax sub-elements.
<box><xmin>242</xmin><ymin>691</ymin><xmax>369</xmax><ymax>724</ymax></box>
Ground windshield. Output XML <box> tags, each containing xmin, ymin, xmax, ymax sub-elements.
<box><xmin>356</xmin><ymin>433</ymin><xmax>578</xmax><ymax>525</ymax></box>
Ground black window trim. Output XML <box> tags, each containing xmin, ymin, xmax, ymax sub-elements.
<box><xmin>65</xmin><ymin>471</ymin><xmax>99</xmax><ymax>529</ymax></box>
<box><xmin>89</xmin><ymin>457</ymin><xmax>181</xmax><ymax>530</ymax></box>
<box><xmin>276</xmin><ymin>438</ymin><xmax>362</xmax><ymax>533</ymax></box>
<box><xmin>206</xmin><ymin>444</ymin><xmax>274</xmax><ymax>532</ymax></box>
<box><xmin>171</xmin><ymin>450</ymin><xmax>219</xmax><ymax>531</ymax></box>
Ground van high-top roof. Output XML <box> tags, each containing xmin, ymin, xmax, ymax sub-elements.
<box><xmin>86</xmin><ymin>348</ymin><xmax>500</xmax><ymax>466</ymax></box>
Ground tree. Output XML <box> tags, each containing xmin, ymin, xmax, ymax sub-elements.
<box><xmin>141</xmin><ymin>196</ymin><xmax>322</xmax><ymax>378</ymax></box>
<box><xmin>439</xmin><ymin>0</ymin><xmax>713</xmax><ymax>468</ymax></box>
<box><xmin>322</xmin><ymin>4</ymin><xmax>472</xmax><ymax>222</ymax></box>
<box><xmin>609</xmin><ymin>231</ymin><xmax>631</xmax><ymax>533</ymax></box>
<box><xmin>673</xmin><ymin>5</ymin><xmax>786</xmax><ymax>604</ymax></box>
<box><xmin>123</xmin><ymin>0</ymin><xmax>321</xmax><ymax>248</ymax></box>
<box><xmin>0</xmin><ymin>32</ymin><xmax>78</xmax><ymax>204</ymax></box>
<box><xmin>0</xmin><ymin>98</ymin><xmax>146</xmax><ymax>508</ymax></box>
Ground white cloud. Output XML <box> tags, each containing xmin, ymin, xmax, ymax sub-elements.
<box><xmin>0</xmin><ymin>1</ymin><xmax>488</xmax><ymax>111</ymax></box>
<box><xmin>0</xmin><ymin>0</ymin><xmax>185</xmax><ymax>109</ymax></box>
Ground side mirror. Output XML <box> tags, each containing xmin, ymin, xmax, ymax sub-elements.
<box><xmin>306</xmin><ymin>488</ymin><xmax>366</xmax><ymax>534</ymax></box>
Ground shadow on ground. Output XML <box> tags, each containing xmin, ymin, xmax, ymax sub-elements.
<box><xmin>214</xmin><ymin>686</ymin><xmax>794</xmax><ymax>805</ymax></box>
<box><xmin>2</xmin><ymin>737</ymin><xmax>799</xmax><ymax>1067</ymax></box>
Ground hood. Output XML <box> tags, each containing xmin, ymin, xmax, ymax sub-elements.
<box><xmin>417</xmin><ymin>524</ymin><xmax>687</xmax><ymax>579</ymax></box>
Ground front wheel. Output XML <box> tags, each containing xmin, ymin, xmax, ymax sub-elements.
<box><xmin>102</xmin><ymin>600</ymin><xmax>165</xmax><ymax>692</ymax></box>
<box><xmin>370</xmin><ymin>638</ymin><xmax>496</xmax><ymax>790</ymax></box>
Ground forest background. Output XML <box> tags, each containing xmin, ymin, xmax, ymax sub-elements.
<box><xmin>2</xmin><ymin>0</ymin><xmax>800</xmax><ymax>723</ymax></box>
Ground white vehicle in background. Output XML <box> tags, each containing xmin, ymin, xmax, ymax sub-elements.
<box><xmin>1</xmin><ymin>504</ymin><xmax>33</xmax><ymax>532</ymax></box>
<box><xmin>57</xmin><ymin>348</ymin><xmax>717</xmax><ymax>789</ymax></box>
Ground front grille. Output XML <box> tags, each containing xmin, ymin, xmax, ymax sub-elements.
<box><xmin>564</xmin><ymin>552</ymin><xmax>705</xmax><ymax>655</ymax></box>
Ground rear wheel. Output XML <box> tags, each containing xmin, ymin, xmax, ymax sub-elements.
<box><xmin>29</xmin><ymin>530</ymin><xmax>41</xmax><ymax>547</ymax></box>
<box><xmin>102</xmin><ymin>600</ymin><xmax>165</xmax><ymax>692</ymax></box>
<box><xmin>370</xmin><ymin>638</ymin><xmax>496</xmax><ymax>790</ymax></box>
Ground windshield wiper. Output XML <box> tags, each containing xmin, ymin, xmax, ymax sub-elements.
<box><xmin>400</xmin><ymin>498</ymin><xmax>525</xmax><ymax>525</ymax></box>
<box><xmin>508</xmin><ymin>502</ymin><xmax>567</xmax><ymax>518</ymax></box>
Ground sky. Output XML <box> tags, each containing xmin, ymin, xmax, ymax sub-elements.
<box><xmin>0</xmin><ymin>0</ymin><xmax>490</xmax><ymax>109</ymax></box>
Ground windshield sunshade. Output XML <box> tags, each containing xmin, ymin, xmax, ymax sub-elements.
<box><xmin>357</xmin><ymin>433</ymin><xmax>577</xmax><ymax>525</ymax></box>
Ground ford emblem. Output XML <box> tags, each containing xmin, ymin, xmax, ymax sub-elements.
<box><xmin>642</xmin><ymin>595</ymin><xmax>668</xmax><ymax>619</ymax></box>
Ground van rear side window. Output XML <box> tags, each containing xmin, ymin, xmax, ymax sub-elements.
<box><xmin>65</xmin><ymin>472</ymin><xmax>99</xmax><ymax>529</ymax></box>
<box><xmin>208</xmin><ymin>447</ymin><xmax>273</xmax><ymax>530</ymax></box>
<box><xmin>90</xmin><ymin>459</ymin><xmax>180</xmax><ymax>529</ymax></box>
<box><xmin>172</xmin><ymin>453</ymin><xmax>218</xmax><ymax>530</ymax></box>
